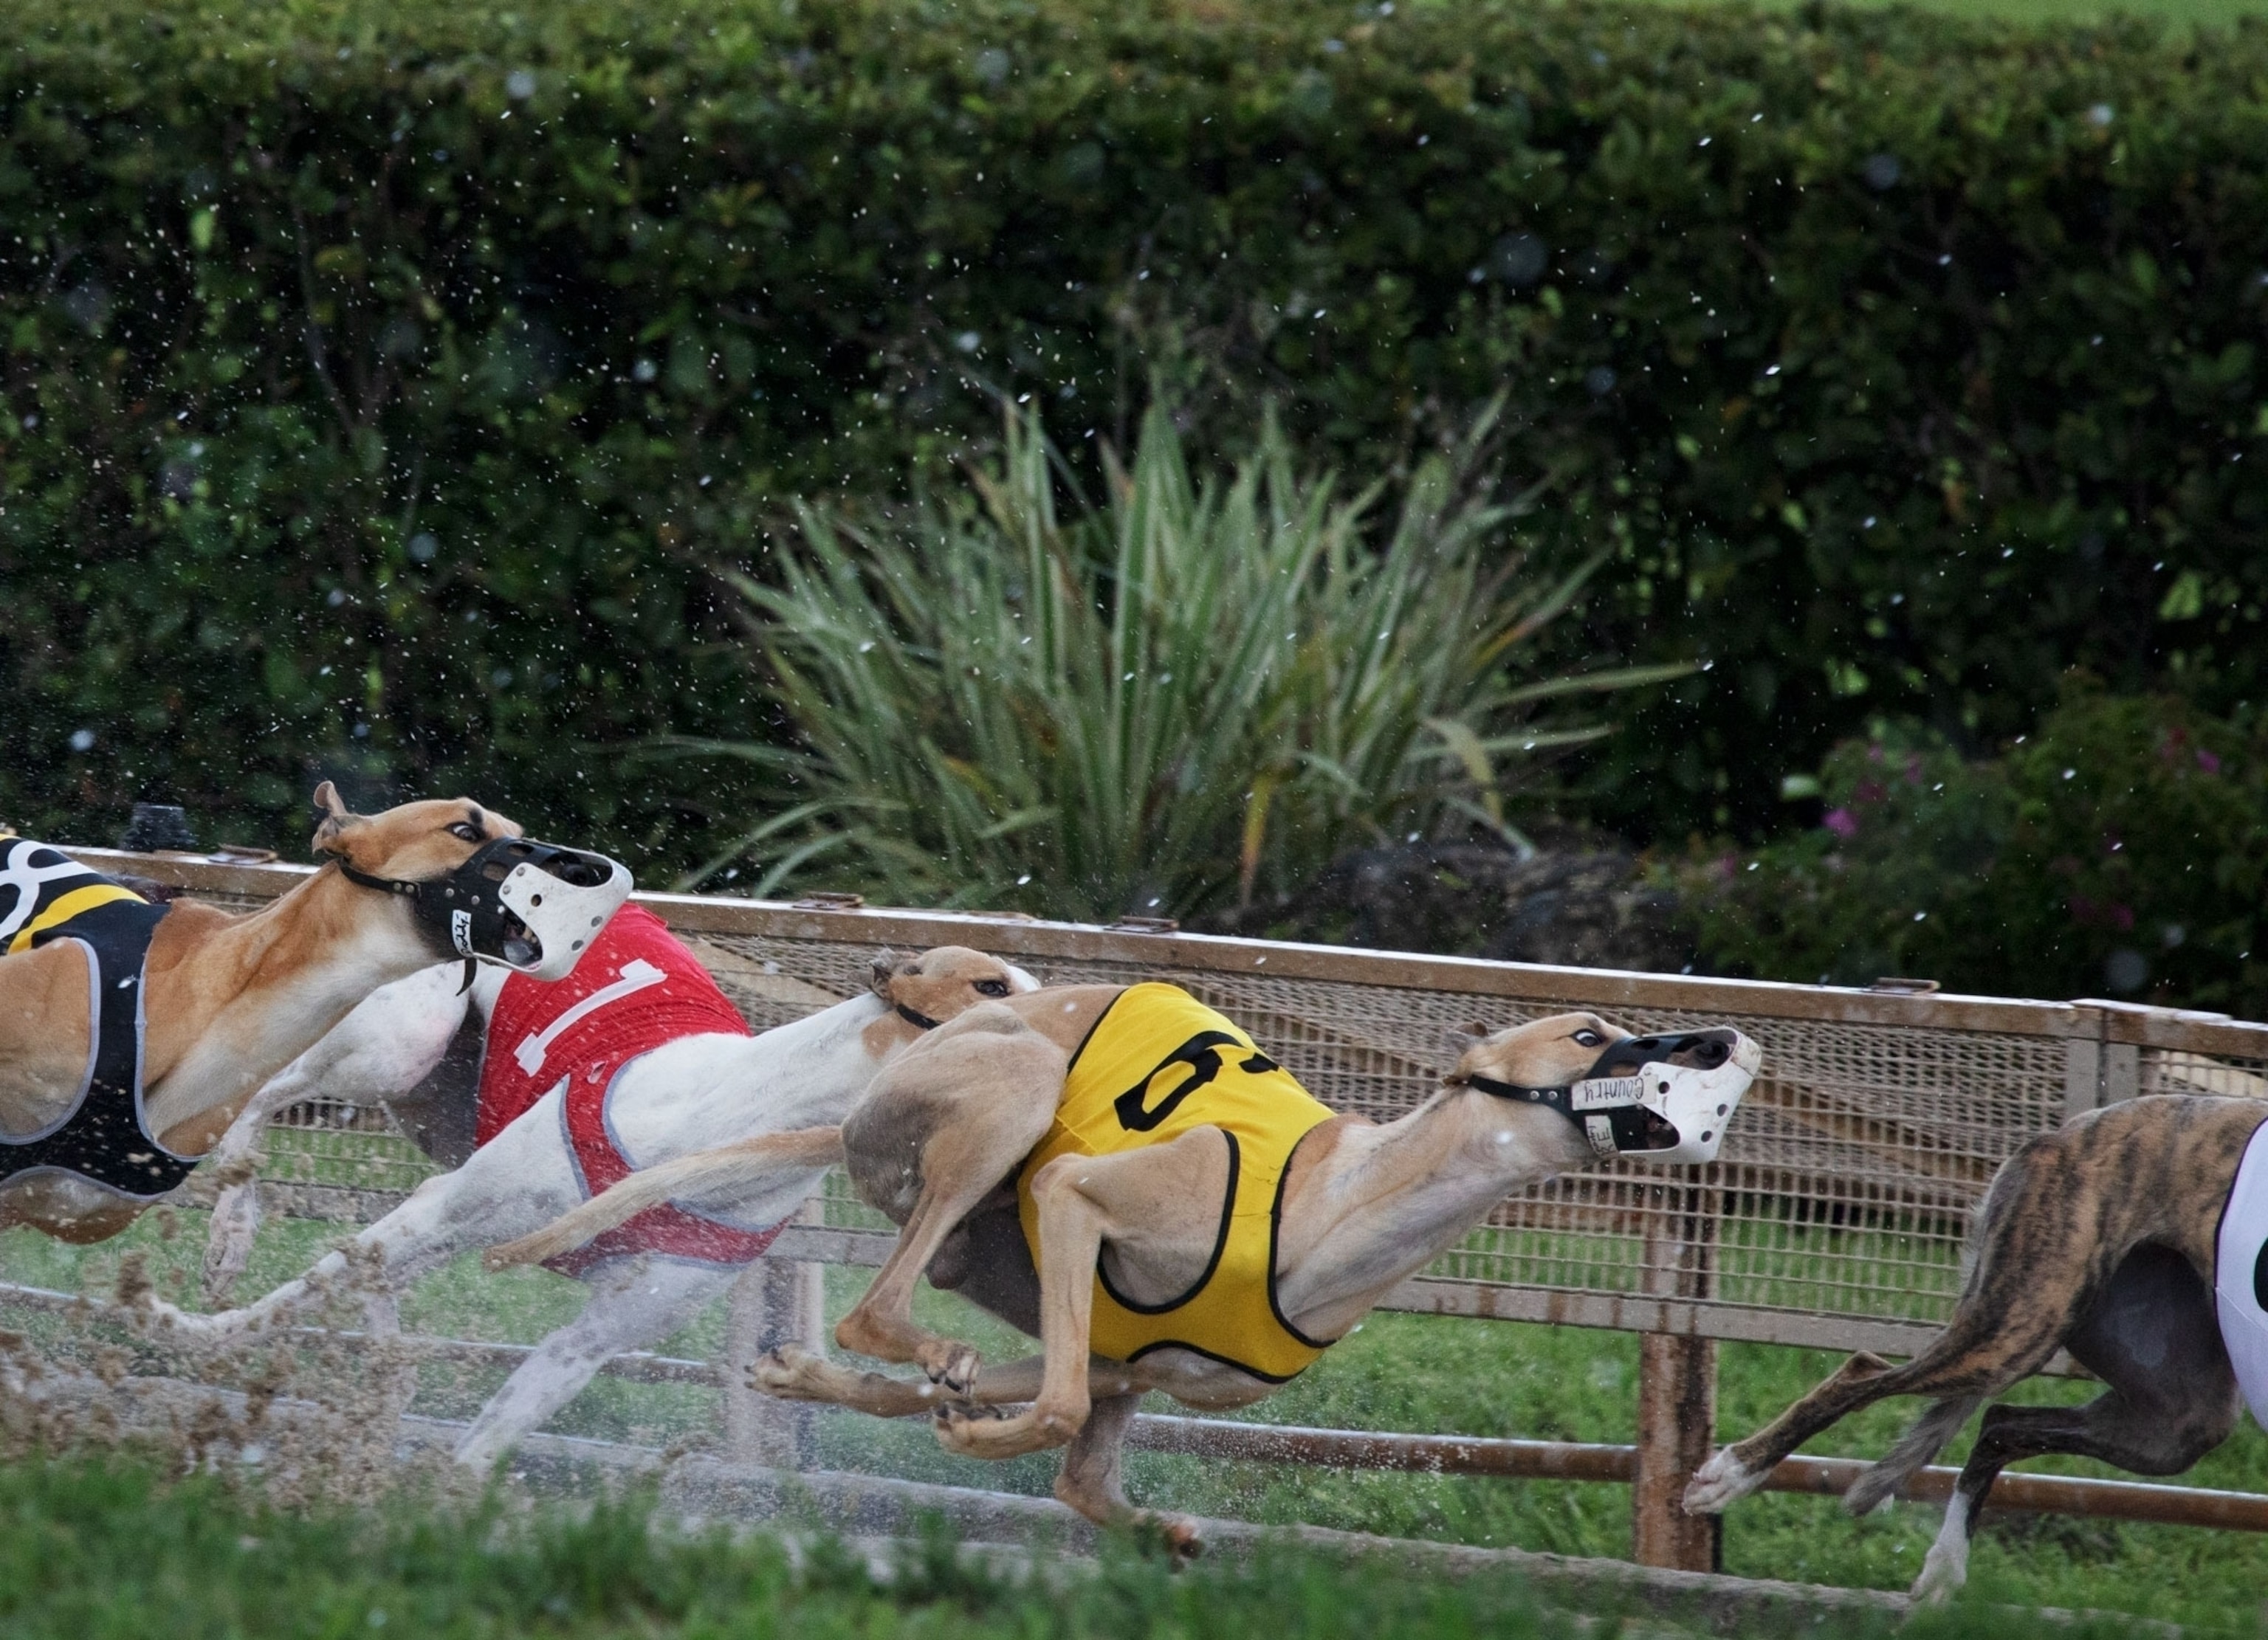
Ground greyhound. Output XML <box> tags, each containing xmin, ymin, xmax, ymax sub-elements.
<box><xmin>497</xmin><ymin>983</ymin><xmax>1758</xmax><ymax>1553</ymax></box>
<box><xmin>0</xmin><ymin>783</ymin><xmax>624</xmax><ymax>1246</ymax></box>
<box><xmin>1685</xmin><ymin>1092</ymin><xmax>2268</xmax><ymax>1602</ymax></box>
<box><xmin>151</xmin><ymin>942</ymin><xmax>1036</xmax><ymax>1470</ymax></box>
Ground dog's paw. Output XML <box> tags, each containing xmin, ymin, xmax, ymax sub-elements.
<box><xmin>1682</xmin><ymin>1446</ymin><xmax>1767</xmax><ymax>1515</ymax></box>
<box><xmin>1910</xmin><ymin>1540</ymin><xmax>1969</xmax><ymax>1605</ymax></box>
<box><xmin>749</xmin><ymin>1345</ymin><xmax>826</xmax><ymax>1401</ymax></box>
<box><xmin>933</xmin><ymin>1401</ymin><xmax>1065</xmax><ymax>1460</ymax></box>
<box><xmin>918</xmin><ymin>1339</ymin><xmax>982</xmax><ymax>1398</ymax></box>
<box><xmin>1909</xmin><ymin>1497</ymin><xmax>1973</xmax><ymax>1605</ymax></box>
<box><xmin>1134</xmin><ymin>1512</ymin><xmax>1206</xmax><ymax>1566</ymax></box>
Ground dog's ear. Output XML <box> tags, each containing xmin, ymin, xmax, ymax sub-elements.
<box><xmin>309</xmin><ymin>781</ymin><xmax>362</xmax><ymax>857</ymax></box>
<box><xmin>869</xmin><ymin>948</ymin><xmax>902</xmax><ymax>998</ymax></box>
<box><xmin>1442</xmin><ymin>1023</ymin><xmax>1491</xmax><ymax>1064</ymax></box>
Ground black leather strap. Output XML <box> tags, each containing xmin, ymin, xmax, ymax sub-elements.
<box><xmin>1460</xmin><ymin>1071</ymin><xmax>1656</xmax><ymax>1153</ymax></box>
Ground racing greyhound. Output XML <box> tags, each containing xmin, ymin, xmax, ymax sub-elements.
<box><xmin>1686</xmin><ymin>1093</ymin><xmax>2268</xmax><ymax>1603</ymax></box>
<box><xmin>498</xmin><ymin>984</ymin><xmax>1758</xmax><ymax>1554</ymax></box>
<box><xmin>0</xmin><ymin>784</ymin><xmax>623</xmax><ymax>1245</ymax></box>
<box><xmin>153</xmin><ymin>940</ymin><xmax>1036</xmax><ymax>1470</ymax></box>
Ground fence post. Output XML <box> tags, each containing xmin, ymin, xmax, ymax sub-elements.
<box><xmin>1632</xmin><ymin>1182</ymin><xmax>1722</xmax><ymax>1572</ymax></box>
<box><xmin>722</xmin><ymin>1253</ymin><xmax>825</xmax><ymax>1469</ymax></box>
<box><xmin>1633</xmin><ymin>1331</ymin><xmax>1720</xmax><ymax>1570</ymax></box>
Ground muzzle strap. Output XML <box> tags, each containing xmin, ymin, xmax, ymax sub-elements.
<box><xmin>331</xmin><ymin>855</ymin><xmax>420</xmax><ymax>900</ymax></box>
<box><xmin>1460</xmin><ymin>1072</ymin><xmax>1652</xmax><ymax>1159</ymax></box>
<box><xmin>896</xmin><ymin>1002</ymin><xmax>944</xmax><ymax>1031</ymax></box>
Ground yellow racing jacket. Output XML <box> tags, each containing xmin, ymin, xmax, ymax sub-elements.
<box><xmin>1015</xmin><ymin>982</ymin><xmax>1338</xmax><ymax>1382</ymax></box>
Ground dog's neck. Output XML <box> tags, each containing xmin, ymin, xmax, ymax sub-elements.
<box><xmin>1272</xmin><ymin>1087</ymin><xmax>1598</xmax><ymax>1340</ymax></box>
<box><xmin>138</xmin><ymin>866</ymin><xmax>441</xmax><ymax>1144</ymax></box>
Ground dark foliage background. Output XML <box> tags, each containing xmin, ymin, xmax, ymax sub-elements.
<box><xmin>7</xmin><ymin>0</ymin><xmax>2268</xmax><ymax>875</ymax></box>
<box><xmin>1685</xmin><ymin>688</ymin><xmax>2268</xmax><ymax>1010</ymax></box>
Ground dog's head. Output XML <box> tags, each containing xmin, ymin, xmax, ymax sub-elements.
<box><xmin>1444</xmin><ymin>1011</ymin><xmax>1759</xmax><ymax>1166</ymax></box>
<box><xmin>310</xmin><ymin>782</ymin><xmax>632</xmax><ymax>978</ymax></box>
<box><xmin>310</xmin><ymin>781</ymin><xmax>523</xmax><ymax>882</ymax></box>
<box><xmin>867</xmin><ymin>945</ymin><xmax>1040</xmax><ymax>1032</ymax></box>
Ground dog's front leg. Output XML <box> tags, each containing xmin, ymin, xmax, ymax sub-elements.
<box><xmin>202</xmin><ymin>962</ymin><xmax>470</xmax><ymax>1304</ymax></box>
<box><xmin>834</xmin><ymin>1013</ymin><xmax>1065</xmax><ymax>1390</ymax></box>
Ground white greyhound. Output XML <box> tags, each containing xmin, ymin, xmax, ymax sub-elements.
<box><xmin>153</xmin><ymin>932</ymin><xmax>1035</xmax><ymax>1470</ymax></box>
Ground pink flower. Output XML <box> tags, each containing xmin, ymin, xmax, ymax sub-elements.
<box><xmin>1823</xmin><ymin>807</ymin><xmax>1860</xmax><ymax>838</ymax></box>
<box><xmin>2198</xmin><ymin>748</ymin><xmax>2223</xmax><ymax>774</ymax></box>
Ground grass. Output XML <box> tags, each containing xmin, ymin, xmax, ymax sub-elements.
<box><xmin>3</xmin><ymin>1208</ymin><xmax>2266</xmax><ymax>1630</ymax></box>
<box><xmin>0</xmin><ymin>1456</ymin><xmax>2185</xmax><ymax>1640</ymax></box>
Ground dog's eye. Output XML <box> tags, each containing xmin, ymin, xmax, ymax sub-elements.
<box><xmin>447</xmin><ymin>821</ymin><xmax>484</xmax><ymax>843</ymax></box>
<box><xmin>973</xmin><ymin>978</ymin><xmax>1009</xmax><ymax>998</ymax></box>
<box><xmin>1573</xmin><ymin>1028</ymin><xmax>1604</xmax><ymax>1047</ymax></box>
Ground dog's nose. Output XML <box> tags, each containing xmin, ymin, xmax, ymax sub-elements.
<box><xmin>1615</xmin><ymin>1030</ymin><xmax>1734</xmax><ymax>1072</ymax></box>
<box><xmin>1660</xmin><ymin>1030</ymin><xmax>1733</xmax><ymax>1069</ymax></box>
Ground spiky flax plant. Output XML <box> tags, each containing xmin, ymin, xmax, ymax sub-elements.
<box><xmin>681</xmin><ymin>404</ymin><xmax>1683</xmax><ymax>921</ymax></box>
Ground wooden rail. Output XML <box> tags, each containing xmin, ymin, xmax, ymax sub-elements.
<box><xmin>11</xmin><ymin>1278</ymin><xmax>2252</xmax><ymax>1540</ymax></box>
<box><xmin>1123</xmin><ymin>1417</ymin><xmax>2268</xmax><ymax>1534</ymax></box>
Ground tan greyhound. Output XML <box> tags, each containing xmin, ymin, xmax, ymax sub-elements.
<box><xmin>496</xmin><ymin>982</ymin><xmax>1758</xmax><ymax>1554</ymax></box>
<box><xmin>0</xmin><ymin>783</ymin><xmax>625</xmax><ymax>1243</ymax></box>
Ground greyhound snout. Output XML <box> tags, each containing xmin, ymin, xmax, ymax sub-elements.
<box><xmin>1595</xmin><ymin>1027</ymin><xmax>1741</xmax><ymax>1078</ymax></box>
<box><xmin>1665</xmin><ymin>1028</ymin><xmax>1736</xmax><ymax>1070</ymax></box>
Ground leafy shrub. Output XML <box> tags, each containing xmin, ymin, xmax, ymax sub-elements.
<box><xmin>690</xmin><ymin>406</ymin><xmax>1667</xmax><ymax>921</ymax></box>
<box><xmin>13</xmin><ymin>0</ymin><xmax>2268</xmax><ymax>864</ymax></box>
<box><xmin>1685</xmin><ymin>688</ymin><xmax>2268</xmax><ymax>1013</ymax></box>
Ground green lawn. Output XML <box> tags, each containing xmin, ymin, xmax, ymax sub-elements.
<box><xmin>1</xmin><ymin>1207</ymin><xmax>2264</xmax><ymax>1630</ymax></box>
<box><xmin>0</xmin><ymin>1454</ymin><xmax>2181</xmax><ymax>1640</ymax></box>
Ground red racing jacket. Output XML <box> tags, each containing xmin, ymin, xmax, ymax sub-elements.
<box><xmin>477</xmin><ymin>903</ymin><xmax>783</xmax><ymax>1275</ymax></box>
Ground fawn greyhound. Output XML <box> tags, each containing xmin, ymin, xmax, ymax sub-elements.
<box><xmin>150</xmin><ymin>943</ymin><xmax>1036</xmax><ymax>1470</ymax></box>
<box><xmin>496</xmin><ymin>982</ymin><xmax>1759</xmax><ymax>1553</ymax></box>
<box><xmin>1686</xmin><ymin>1092</ymin><xmax>2268</xmax><ymax>1602</ymax></box>
<box><xmin>0</xmin><ymin>784</ymin><xmax>625</xmax><ymax>1244</ymax></box>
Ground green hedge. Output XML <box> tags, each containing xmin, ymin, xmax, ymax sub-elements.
<box><xmin>10</xmin><ymin>0</ymin><xmax>2268</xmax><ymax>870</ymax></box>
<box><xmin>1684</xmin><ymin>687</ymin><xmax>2268</xmax><ymax>1013</ymax></box>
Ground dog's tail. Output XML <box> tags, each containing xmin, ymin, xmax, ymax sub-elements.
<box><xmin>482</xmin><ymin>1126</ymin><xmax>845</xmax><ymax>1270</ymax></box>
<box><xmin>1841</xmin><ymin>1395</ymin><xmax>1982</xmax><ymax>1517</ymax></box>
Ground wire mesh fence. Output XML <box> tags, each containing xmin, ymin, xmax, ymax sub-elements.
<box><xmin>102</xmin><ymin>853</ymin><xmax>2268</xmax><ymax>1358</ymax></box>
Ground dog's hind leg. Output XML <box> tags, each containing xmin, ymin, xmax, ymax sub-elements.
<box><xmin>147</xmin><ymin>1081</ymin><xmax>585</xmax><ymax>1344</ymax></box>
<box><xmin>454</xmin><ymin>1257</ymin><xmax>742</xmax><ymax>1472</ymax></box>
<box><xmin>1052</xmin><ymin>1389</ymin><xmax>1203</xmax><ymax>1561</ymax></box>
<box><xmin>1911</xmin><ymin>1244</ymin><xmax>2240</xmax><ymax>1605</ymax></box>
<box><xmin>1689</xmin><ymin>1141</ymin><xmax>2104</xmax><ymax>1515</ymax></box>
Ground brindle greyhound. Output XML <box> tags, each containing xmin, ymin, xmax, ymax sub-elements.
<box><xmin>1685</xmin><ymin>1094</ymin><xmax>2265</xmax><ymax>1602</ymax></box>
<box><xmin>0</xmin><ymin>785</ymin><xmax>616</xmax><ymax>1244</ymax></box>
<box><xmin>496</xmin><ymin>990</ymin><xmax>1757</xmax><ymax>1555</ymax></box>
